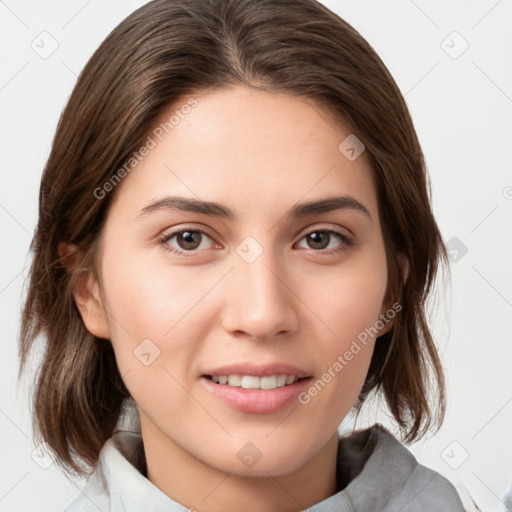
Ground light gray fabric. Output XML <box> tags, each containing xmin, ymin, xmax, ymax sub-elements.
<box><xmin>62</xmin><ymin>424</ymin><xmax>466</xmax><ymax>512</ymax></box>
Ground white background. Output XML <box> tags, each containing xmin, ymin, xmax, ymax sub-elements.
<box><xmin>1</xmin><ymin>1</ymin><xmax>511</xmax><ymax>511</ymax></box>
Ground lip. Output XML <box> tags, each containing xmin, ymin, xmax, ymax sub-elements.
<box><xmin>200</xmin><ymin>362</ymin><xmax>313</xmax><ymax>414</ymax></box>
<box><xmin>201</xmin><ymin>375</ymin><xmax>312</xmax><ymax>414</ymax></box>
<box><xmin>201</xmin><ymin>362</ymin><xmax>311</xmax><ymax>379</ymax></box>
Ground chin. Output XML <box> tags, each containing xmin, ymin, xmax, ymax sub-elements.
<box><xmin>201</xmin><ymin>437</ymin><xmax>315</xmax><ymax>478</ymax></box>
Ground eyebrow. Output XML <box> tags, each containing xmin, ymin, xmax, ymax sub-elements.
<box><xmin>137</xmin><ymin>194</ymin><xmax>372</xmax><ymax>221</ymax></box>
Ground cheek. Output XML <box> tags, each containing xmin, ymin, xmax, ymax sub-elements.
<box><xmin>99</xmin><ymin>251</ymin><xmax>216</xmax><ymax>381</ymax></box>
<box><xmin>311</xmin><ymin>256</ymin><xmax>388</xmax><ymax>345</ymax></box>
<box><xmin>102</xmin><ymin>247</ymin><xmax>213</xmax><ymax>334</ymax></box>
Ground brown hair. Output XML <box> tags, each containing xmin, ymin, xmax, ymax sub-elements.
<box><xmin>19</xmin><ymin>0</ymin><xmax>447</xmax><ymax>477</ymax></box>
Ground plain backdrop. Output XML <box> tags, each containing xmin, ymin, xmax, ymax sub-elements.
<box><xmin>1</xmin><ymin>1</ymin><xmax>511</xmax><ymax>511</ymax></box>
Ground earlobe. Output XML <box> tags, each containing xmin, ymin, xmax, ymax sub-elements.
<box><xmin>397</xmin><ymin>253</ymin><xmax>409</xmax><ymax>284</ymax></box>
<box><xmin>376</xmin><ymin>253</ymin><xmax>409</xmax><ymax>338</ymax></box>
<box><xmin>58</xmin><ymin>242</ymin><xmax>111</xmax><ymax>340</ymax></box>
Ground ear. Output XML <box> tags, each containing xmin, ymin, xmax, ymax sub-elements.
<box><xmin>376</xmin><ymin>253</ymin><xmax>409</xmax><ymax>337</ymax></box>
<box><xmin>397</xmin><ymin>253</ymin><xmax>409</xmax><ymax>284</ymax></box>
<box><xmin>58</xmin><ymin>242</ymin><xmax>111</xmax><ymax>340</ymax></box>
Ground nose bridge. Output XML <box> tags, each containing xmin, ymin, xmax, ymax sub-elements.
<box><xmin>222</xmin><ymin>236</ymin><xmax>297</xmax><ymax>339</ymax></box>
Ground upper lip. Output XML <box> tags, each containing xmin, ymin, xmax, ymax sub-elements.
<box><xmin>202</xmin><ymin>362</ymin><xmax>312</xmax><ymax>379</ymax></box>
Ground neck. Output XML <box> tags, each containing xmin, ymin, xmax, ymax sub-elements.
<box><xmin>139</xmin><ymin>414</ymin><xmax>339</xmax><ymax>512</ymax></box>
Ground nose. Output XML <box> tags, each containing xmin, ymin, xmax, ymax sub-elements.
<box><xmin>221</xmin><ymin>245</ymin><xmax>299</xmax><ymax>341</ymax></box>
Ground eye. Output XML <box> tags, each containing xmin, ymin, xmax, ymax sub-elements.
<box><xmin>159</xmin><ymin>228</ymin><xmax>216</xmax><ymax>255</ymax></box>
<box><xmin>158</xmin><ymin>226</ymin><xmax>353</xmax><ymax>257</ymax></box>
<box><xmin>296</xmin><ymin>229</ymin><xmax>353</xmax><ymax>253</ymax></box>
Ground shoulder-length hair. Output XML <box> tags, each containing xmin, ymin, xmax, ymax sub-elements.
<box><xmin>19</xmin><ymin>0</ymin><xmax>448</xmax><ymax>477</ymax></box>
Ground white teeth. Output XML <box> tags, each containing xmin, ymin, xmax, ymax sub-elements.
<box><xmin>227</xmin><ymin>375</ymin><xmax>241</xmax><ymax>386</ymax></box>
<box><xmin>241</xmin><ymin>376</ymin><xmax>260</xmax><ymax>389</ymax></box>
<box><xmin>260</xmin><ymin>376</ymin><xmax>277</xmax><ymax>389</ymax></box>
<box><xmin>209</xmin><ymin>374</ymin><xmax>299</xmax><ymax>390</ymax></box>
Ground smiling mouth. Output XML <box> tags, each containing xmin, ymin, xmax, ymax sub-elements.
<box><xmin>203</xmin><ymin>374</ymin><xmax>310</xmax><ymax>390</ymax></box>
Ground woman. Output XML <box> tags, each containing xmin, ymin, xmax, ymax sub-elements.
<box><xmin>19</xmin><ymin>0</ymin><xmax>467</xmax><ymax>510</ymax></box>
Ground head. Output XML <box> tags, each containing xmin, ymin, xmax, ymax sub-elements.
<box><xmin>20</xmin><ymin>0</ymin><xmax>447</xmax><ymax>477</ymax></box>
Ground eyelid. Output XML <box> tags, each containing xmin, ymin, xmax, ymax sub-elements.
<box><xmin>160</xmin><ymin>223</ymin><xmax>352</xmax><ymax>242</ymax></box>
<box><xmin>297</xmin><ymin>223</ymin><xmax>353</xmax><ymax>240</ymax></box>
<box><xmin>160</xmin><ymin>223</ymin><xmax>217</xmax><ymax>240</ymax></box>
<box><xmin>158</xmin><ymin>222</ymin><xmax>354</xmax><ymax>256</ymax></box>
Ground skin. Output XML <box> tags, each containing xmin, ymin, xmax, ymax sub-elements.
<box><xmin>61</xmin><ymin>85</ymin><xmax>398</xmax><ymax>512</ymax></box>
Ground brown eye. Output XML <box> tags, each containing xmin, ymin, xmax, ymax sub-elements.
<box><xmin>305</xmin><ymin>231</ymin><xmax>331</xmax><ymax>250</ymax></box>
<box><xmin>297</xmin><ymin>229</ymin><xmax>352</xmax><ymax>253</ymax></box>
<box><xmin>160</xmin><ymin>229</ymin><xmax>215</xmax><ymax>254</ymax></box>
<box><xmin>176</xmin><ymin>230</ymin><xmax>202</xmax><ymax>250</ymax></box>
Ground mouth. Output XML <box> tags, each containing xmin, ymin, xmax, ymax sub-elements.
<box><xmin>200</xmin><ymin>365</ymin><xmax>313</xmax><ymax>414</ymax></box>
<box><xmin>203</xmin><ymin>374</ymin><xmax>310</xmax><ymax>390</ymax></box>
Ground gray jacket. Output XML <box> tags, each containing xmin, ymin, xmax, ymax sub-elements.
<box><xmin>63</xmin><ymin>424</ymin><xmax>467</xmax><ymax>511</ymax></box>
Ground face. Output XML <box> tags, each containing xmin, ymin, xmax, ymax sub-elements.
<box><xmin>76</xmin><ymin>85</ymin><xmax>391</xmax><ymax>478</ymax></box>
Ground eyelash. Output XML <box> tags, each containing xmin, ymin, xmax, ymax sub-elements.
<box><xmin>158</xmin><ymin>226</ymin><xmax>354</xmax><ymax>257</ymax></box>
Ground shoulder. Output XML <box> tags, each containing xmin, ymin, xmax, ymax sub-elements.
<box><xmin>61</xmin><ymin>430</ymin><xmax>189</xmax><ymax>512</ymax></box>
<box><xmin>60</xmin><ymin>469</ymin><xmax>110</xmax><ymax>512</ymax></box>
<box><xmin>60</xmin><ymin>455</ymin><xmax>112</xmax><ymax>512</ymax></box>
<box><xmin>368</xmin><ymin>424</ymin><xmax>468</xmax><ymax>512</ymax></box>
<box><xmin>61</xmin><ymin>431</ymin><xmax>139</xmax><ymax>512</ymax></box>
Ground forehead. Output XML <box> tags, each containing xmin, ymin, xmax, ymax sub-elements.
<box><xmin>108</xmin><ymin>85</ymin><xmax>379</xmax><ymax>222</ymax></box>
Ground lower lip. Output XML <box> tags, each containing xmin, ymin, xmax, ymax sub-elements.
<box><xmin>201</xmin><ymin>376</ymin><xmax>312</xmax><ymax>414</ymax></box>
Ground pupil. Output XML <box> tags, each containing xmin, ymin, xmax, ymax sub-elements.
<box><xmin>309</xmin><ymin>232</ymin><xmax>328</xmax><ymax>250</ymax></box>
<box><xmin>179</xmin><ymin>231</ymin><xmax>201</xmax><ymax>250</ymax></box>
